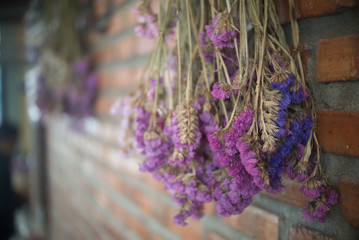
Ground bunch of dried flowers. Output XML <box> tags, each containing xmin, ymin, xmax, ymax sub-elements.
<box><xmin>34</xmin><ymin>0</ymin><xmax>98</xmax><ymax>124</ymax></box>
<box><xmin>114</xmin><ymin>0</ymin><xmax>338</xmax><ymax>226</ymax></box>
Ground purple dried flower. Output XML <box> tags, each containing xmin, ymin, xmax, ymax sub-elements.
<box><xmin>205</xmin><ymin>15</ymin><xmax>239</xmax><ymax>49</ymax></box>
<box><xmin>211</xmin><ymin>82</ymin><xmax>232</xmax><ymax>100</ymax></box>
<box><xmin>133</xmin><ymin>6</ymin><xmax>159</xmax><ymax>39</ymax></box>
<box><xmin>135</xmin><ymin>107</ymin><xmax>152</xmax><ymax>151</ymax></box>
<box><xmin>64</xmin><ymin>60</ymin><xmax>98</xmax><ymax>119</ymax></box>
<box><xmin>299</xmin><ymin>180</ymin><xmax>326</xmax><ymax>199</ymax></box>
<box><xmin>302</xmin><ymin>188</ymin><xmax>338</xmax><ymax>223</ymax></box>
<box><xmin>268</xmin><ymin>114</ymin><xmax>313</xmax><ymax>187</ymax></box>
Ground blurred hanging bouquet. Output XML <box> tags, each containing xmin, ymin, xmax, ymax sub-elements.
<box><xmin>113</xmin><ymin>0</ymin><xmax>338</xmax><ymax>225</ymax></box>
<box><xmin>64</xmin><ymin>58</ymin><xmax>98</xmax><ymax>119</ymax></box>
<box><xmin>32</xmin><ymin>0</ymin><xmax>98</xmax><ymax>121</ymax></box>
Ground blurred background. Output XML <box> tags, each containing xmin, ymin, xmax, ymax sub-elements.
<box><xmin>0</xmin><ymin>0</ymin><xmax>359</xmax><ymax>240</ymax></box>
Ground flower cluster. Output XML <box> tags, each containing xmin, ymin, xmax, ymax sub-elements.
<box><xmin>35</xmin><ymin>56</ymin><xmax>98</xmax><ymax>124</ymax></box>
<box><xmin>64</xmin><ymin>59</ymin><xmax>98</xmax><ymax>119</ymax></box>
<box><xmin>268</xmin><ymin>114</ymin><xmax>313</xmax><ymax>188</ymax></box>
<box><xmin>301</xmin><ymin>178</ymin><xmax>339</xmax><ymax>222</ymax></box>
<box><xmin>205</xmin><ymin>14</ymin><xmax>239</xmax><ymax>49</ymax></box>
<box><xmin>133</xmin><ymin>5</ymin><xmax>159</xmax><ymax>39</ymax></box>
<box><xmin>132</xmin><ymin>99</ymin><xmax>219</xmax><ymax>225</ymax></box>
<box><xmin>133</xmin><ymin>1</ymin><xmax>175</xmax><ymax>41</ymax></box>
<box><xmin>113</xmin><ymin>0</ymin><xmax>339</xmax><ymax>226</ymax></box>
<box><xmin>211</xmin><ymin>82</ymin><xmax>232</xmax><ymax>100</ymax></box>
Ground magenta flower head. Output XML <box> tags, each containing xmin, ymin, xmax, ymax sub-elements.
<box><xmin>205</xmin><ymin>14</ymin><xmax>239</xmax><ymax>49</ymax></box>
<box><xmin>303</xmin><ymin>191</ymin><xmax>338</xmax><ymax>223</ymax></box>
<box><xmin>132</xmin><ymin>5</ymin><xmax>159</xmax><ymax>39</ymax></box>
<box><xmin>211</xmin><ymin>82</ymin><xmax>232</xmax><ymax>100</ymax></box>
<box><xmin>299</xmin><ymin>178</ymin><xmax>326</xmax><ymax>199</ymax></box>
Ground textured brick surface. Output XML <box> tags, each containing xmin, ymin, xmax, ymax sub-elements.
<box><xmin>261</xmin><ymin>177</ymin><xmax>310</xmax><ymax>208</ymax></box>
<box><xmin>339</xmin><ymin>182</ymin><xmax>359</xmax><ymax>229</ymax></box>
<box><xmin>97</xmin><ymin>66</ymin><xmax>143</xmax><ymax>89</ymax></box>
<box><xmin>275</xmin><ymin>0</ymin><xmax>357</xmax><ymax>24</ymax></box>
<box><xmin>317</xmin><ymin>35</ymin><xmax>359</xmax><ymax>82</ymax></box>
<box><xmin>94</xmin><ymin>96</ymin><xmax>117</xmax><ymax>116</ymax></box>
<box><xmin>289</xmin><ymin>227</ymin><xmax>335</xmax><ymax>240</ymax></box>
<box><xmin>208</xmin><ymin>231</ymin><xmax>228</xmax><ymax>240</ymax></box>
<box><xmin>316</xmin><ymin>110</ymin><xmax>359</xmax><ymax>158</ymax></box>
<box><xmin>222</xmin><ymin>205</ymin><xmax>280</xmax><ymax>240</ymax></box>
<box><xmin>107</xmin><ymin>10</ymin><xmax>137</xmax><ymax>35</ymax></box>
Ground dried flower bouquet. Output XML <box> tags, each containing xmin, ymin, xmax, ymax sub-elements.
<box><xmin>112</xmin><ymin>0</ymin><xmax>338</xmax><ymax>225</ymax></box>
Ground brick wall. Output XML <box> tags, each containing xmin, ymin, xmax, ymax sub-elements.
<box><xmin>46</xmin><ymin>0</ymin><xmax>359</xmax><ymax>239</ymax></box>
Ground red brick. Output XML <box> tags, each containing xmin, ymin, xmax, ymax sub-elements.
<box><xmin>95</xmin><ymin>35</ymin><xmax>151</xmax><ymax>65</ymax></box>
<box><xmin>110</xmin><ymin>199</ymin><xmax>139</xmax><ymax>232</ymax></box>
<box><xmin>133</xmin><ymin>220</ymin><xmax>151</xmax><ymax>240</ymax></box>
<box><xmin>316</xmin><ymin>110</ymin><xmax>359</xmax><ymax>158</ymax></box>
<box><xmin>317</xmin><ymin>35</ymin><xmax>359</xmax><ymax>82</ymax></box>
<box><xmin>289</xmin><ymin>226</ymin><xmax>335</xmax><ymax>240</ymax></box>
<box><xmin>149</xmin><ymin>232</ymin><xmax>166</xmax><ymax>240</ymax></box>
<box><xmin>92</xmin><ymin>47</ymin><xmax>113</xmax><ymax>66</ymax></box>
<box><xmin>97</xmin><ymin>66</ymin><xmax>143</xmax><ymax>90</ymax></box>
<box><xmin>208</xmin><ymin>231</ymin><xmax>228</xmax><ymax>240</ymax></box>
<box><xmin>116</xmin><ymin>36</ymin><xmax>137</xmax><ymax>60</ymax></box>
<box><xmin>339</xmin><ymin>182</ymin><xmax>359</xmax><ymax>229</ymax></box>
<box><xmin>107</xmin><ymin>10</ymin><xmax>137</xmax><ymax>36</ymax></box>
<box><xmin>134</xmin><ymin>36</ymin><xmax>156</xmax><ymax>56</ymax></box>
<box><xmin>275</xmin><ymin>0</ymin><xmax>357</xmax><ymax>24</ymax></box>
<box><xmin>261</xmin><ymin>177</ymin><xmax>310</xmax><ymax>208</ymax></box>
<box><xmin>222</xmin><ymin>205</ymin><xmax>279</xmax><ymax>240</ymax></box>
<box><xmin>131</xmin><ymin>187</ymin><xmax>169</xmax><ymax>223</ymax></box>
<box><xmin>144</xmin><ymin>173</ymin><xmax>171</xmax><ymax>196</ymax></box>
<box><xmin>95</xmin><ymin>96</ymin><xmax>117</xmax><ymax>116</ymax></box>
<box><xmin>103</xmin><ymin>223</ymin><xmax>124</xmax><ymax>239</ymax></box>
<box><xmin>101</xmin><ymin>168</ymin><xmax>125</xmax><ymax>194</ymax></box>
<box><xmin>204</xmin><ymin>201</ymin><xmax>217</xmax><ymax>215</ymax></box>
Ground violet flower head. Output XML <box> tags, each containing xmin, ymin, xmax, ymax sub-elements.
<box><xmin>140</xmin><ymin>129</ymin><xmax>172</xmax><ymax>173</ymax></box>
<box><xmin>205</xmin><ymin>15</ymin><xmax>239</xmax><ymax>49</ymax></box>
<box><xmin>132</xmin><ymin>6</ymin><xmax>159</xmax><ymax>39</ymax></box>
<box><xmin>199</xmin><ymin>112</ymin><xmax>219</xmax><ymax>136</ymax></box>
<box><xmin>173</xmin><ymin>200</ymin><xmax>204</xmax><ymax>226</ymax></box>
<box><xmin>135</xmin><ymin>107</ymin><xmax>152</xmax><ymax>151</ymax></box>
<box><xmin>299</xmin><ymin>179</ymin><xmax>326</xmax><ymax>199</ymax></box>
<box><xmin>213</xmin><ymin>175</ymin><xmax>255</xmax><ymax>217</ymax></box>
<box><xmin>271</xmin><ymin>73</ymin><xmax>308</xmax><ymax>105</ymax></box>
<box><xmin>64</xmin><ymin>61</ymin><xmax>98</xmax><ymax>119</ymax></box>
<box><xmin>302</xmin><ymin>188</ymin><xmax>338</xmax><ymax>223</ymax></box>
<box><xmin>268</xmin><ymin>114</ymin><xmax>313</xmax><ymax>187</ymax></box>
<box><xmin>236</xmin><ymin>139</ymin><xmax>263</xmax><ymax>187</ymax></box>
<box><xmin>211</xmin><ymin>82</ymin><xmax>232</xmax><ymax>100</ymax></box>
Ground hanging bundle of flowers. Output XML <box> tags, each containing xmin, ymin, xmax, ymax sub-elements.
<box><xmin>114</xmin><ymin>0</ymin><xmax>338</xmax><ymax>225</ymax></box>
<box><xmin>64</xmin><ymin>58</ymin><xmax>98</xmax><ymax>119</ymax></box>
<box><xmin>36</xmin><ymin>48</ymin><xmax>71</xmax><ymax>115</ymax></box>
<box><xmin>33</xmin><ymin>0</ymin><xmax>98</xmax><ymax>122</ymax></box>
